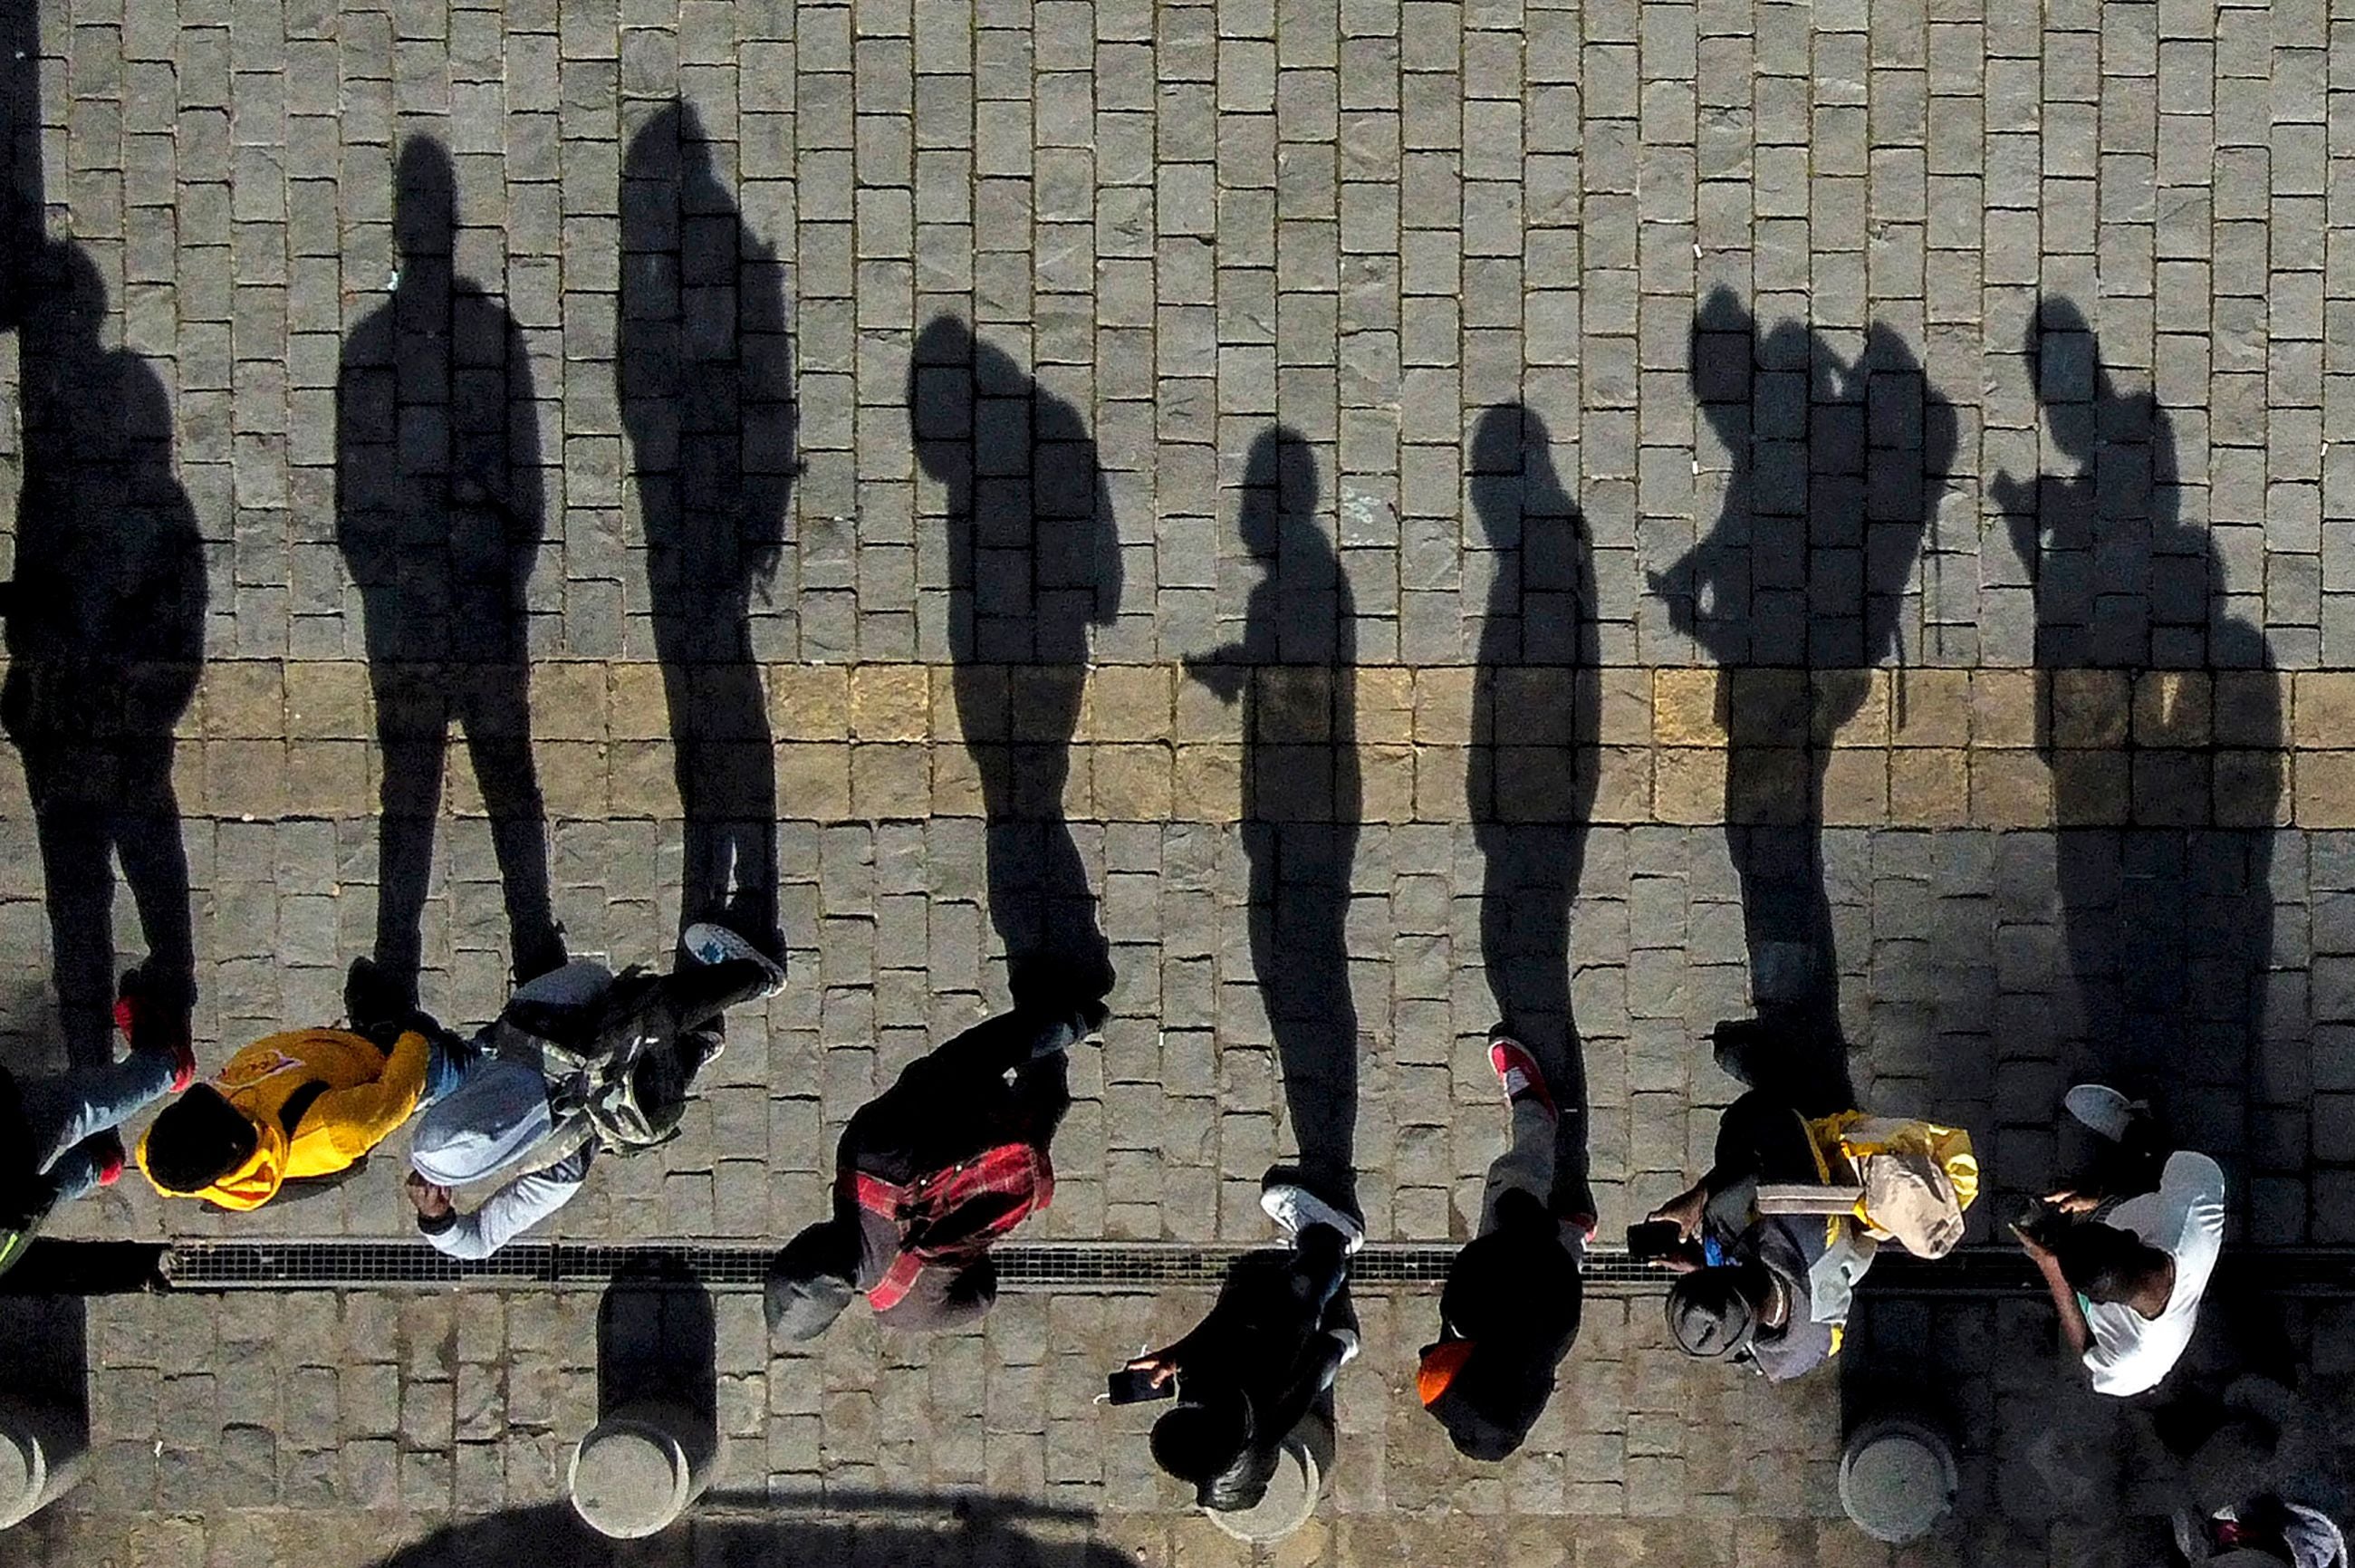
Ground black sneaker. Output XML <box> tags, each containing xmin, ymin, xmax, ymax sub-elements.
<box><xmin>1710</xmin><ymin>1018</ymin><xmax>1779</xmax><ymax>1088</ymax></box>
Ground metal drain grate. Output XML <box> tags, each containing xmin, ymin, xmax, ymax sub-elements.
<box><xmin>162</xmin><ymin>1240</ymin><xmax>1682</xmax><ymax>1294</ymax></box>
<box><xmin>153</xmin><ymin>1240</ymin><xmax>2355</xmax><ymax>1298</ymax></box>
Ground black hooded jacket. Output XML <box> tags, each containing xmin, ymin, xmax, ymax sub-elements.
<box><xmin>1424</xmin><ymin>1188</ymin><xmax>1583</xmax><ymax>1459</ymax></box>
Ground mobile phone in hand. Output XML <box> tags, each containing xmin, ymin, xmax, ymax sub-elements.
<box><xmin>1105</xmin><ymin>1368</ymin><xmax>1175</xmax><ymax>1406</ymax></box>
<box><xmin>1624</xmin><ymin>1219</ymin><xmax>1687</xmax><ymax>1262</ymax></box>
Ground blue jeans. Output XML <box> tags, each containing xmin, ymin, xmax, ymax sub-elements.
<box><xmin>422</xmin><ymin>1032</ymin><xmax>480</xmax><ymax>1106</ymax></box>
<box><xmin>19</xmin><ymin>1050</ymin><xmax>178</xmax><ymax>1206</ymax></box>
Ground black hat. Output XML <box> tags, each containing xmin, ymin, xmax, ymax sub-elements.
<box><xmin>1666</xmin><ymin>1267</ymin><xmax>1759</xmax><ymax>1361</ymax></box>
<box><xmin>142</xmin><ymin>1084</ymin><xmax>258</xmax><ymax>1194</ymax></box>
<box><xmin>764</xmin><ymin>1219</ymin><xmax>859</xmax><ymax>1342</ymax></box>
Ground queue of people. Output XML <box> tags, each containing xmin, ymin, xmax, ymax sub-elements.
<box><xmin>0</xmin><ymin>893</ymin><xmax>2317</xmax><ymax>1554</ymax></box>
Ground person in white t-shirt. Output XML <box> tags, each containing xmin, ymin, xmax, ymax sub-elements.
<box><xmin>2012</xmin><ymin>1084</ymin><xmax>2227</xmax><ymax>1398</ymax></box>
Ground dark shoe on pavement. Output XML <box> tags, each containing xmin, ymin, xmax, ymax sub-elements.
<box><xmin>1009</xmin><ymin>955</ymin><xmax>1115</xmax><ymax>1033</ymax></box>
<box><xmin>118</xmin><ymin>968</ymin><xmax>196</xmax><ymax>1092</ymax></box>
<box><xmin>1709</xmin><ymin>1017</ymin><xmax>1782</xmax><ymax>1088</ymax></box>
<box><xmin>343</xmin><ymin>955</ymin><xmax>413</xmax><ymax>1034</ymax></box>
<box><xmin>513</xmin><ymin>926</ymin><xmax>570</xmax><ymax>990</ymax></box>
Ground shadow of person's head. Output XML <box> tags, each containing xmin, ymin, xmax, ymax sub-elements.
<box><xmin>1689</xmin><ymin>284</ymin><xmax>1756</xmax><ymax>442</ymax></box>
<box><xmin>621</xmin><ymin>98</ymin><xmax>718</xmax><ymax>220</ymax></box>
<box><xmin>1469</xmin><ymin>401</ymin><xmax>1577</xmax><ymax>547</ymax></box>
<box><xmin>1238</xmin><ymin>425</ymin><xmax>1319</xmax><ymax>557</ymax></box>
<box><xmin>1467</xmin><ymin>402</ymin><xmax>1524</xmax><ymax>545</ymax></box>
<box><xmin>908</xmin><ymin>315</ymin><xmax>978</xmax><ymax>486</ymax></box>
<box><xmin>2023</xmin><ymin>295</ymin><xmax>2102</xmax><ymax>465</ymax></box>
<box><xmin>12</xmin><ymin>239</ymin><xmax>109</xmax><ymax>350</ymax></box>
<box><xmin>394</xmin><ymin>139</ymin><xmax>457</xmax><ymax>265</ymax></box>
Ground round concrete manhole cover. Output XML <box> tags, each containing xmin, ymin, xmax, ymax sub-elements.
<box><xmin>1205</xmin><ymin>1440</ymin><xmax>1322</xmax><ymax>1544</ymax></box>
<box><xmin>1840</xmin><ymin>1419</ymin><xmax>1957</xmax><ymax>1544</ymax></box>
<box><xmin>569</xmin><ymin>1420</ymin><xmax>692</xmax><ymax>1540</ymax></box>
<box><xmin>0</xmin><ymin>1425</ymin><xmax>38</xmax><ymax>1524</ymax></box>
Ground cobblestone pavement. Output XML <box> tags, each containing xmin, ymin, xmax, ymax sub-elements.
<box><xmin>3</xmin><ymin>0</ymin><xmax>2355</xmax><ymax>1562</ymax></box>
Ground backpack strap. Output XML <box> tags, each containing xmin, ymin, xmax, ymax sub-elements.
<box><xmin>851</xmin><ymin>1147</ymin><xmax>1053</xmax><ymax>1313</ymax></box>
<box><xmin>865</xmin><ymin>1248</ymin><xmax>929</xmax><ymax>1313</ymax></box>
<box><xmin>277</xmin><ymin>1081</ymin><xmax>332</xmax><ymax>1137</ymax></box>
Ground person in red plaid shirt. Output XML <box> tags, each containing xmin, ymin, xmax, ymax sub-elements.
<box><xmin>765</xmin><ymin>974</ymin><xmax>1107</xmax><ymax>1338</ymax></box>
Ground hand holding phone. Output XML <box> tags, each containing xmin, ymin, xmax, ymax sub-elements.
<box><xmin>1105</xmin><ymin>1367</ymin><xmax>1177</xmax><ymax>1405</ymax></box>
<box><xmin>1625</xmin><ymin>1219</ymin><xmax>1687</xmax><ymax>1263</ymax></box>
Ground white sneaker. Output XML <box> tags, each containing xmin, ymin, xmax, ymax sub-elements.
<box><xmin>682</xmin><ymin>922</ymin><xmax>788</xmax><ymax>998</ymax></box>
<box><xmin>2062</xmin><ymin>1083</ymin><xmax>2135</xmax><ymax>1142</ymax></box>
<box><xmin>1260</xmin><ymin>1179</ymin><xmax>1366</xmax><ymax>1255</ymax></box>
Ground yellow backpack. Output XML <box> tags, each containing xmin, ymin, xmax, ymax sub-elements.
<box><xmin>1803</xmin><ymin>1112</ymin><xmax>1981</xmax><ymax>1259</ymax></box>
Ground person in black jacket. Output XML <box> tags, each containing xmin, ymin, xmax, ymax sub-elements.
<box><xmin>1418</xmin><ymin>1035</ymin><xmax>1591</xmax><ymax>1459</ymax></box>
<box><xmin>765</xmin><ymin>968</ymin><xmax>1109</xmax><ymax>1338</ymax></box>
<box><xmin>1125</xmin><ymin>1184</ymin><xmax>1361</xmax><ymax>1514</ymax></box>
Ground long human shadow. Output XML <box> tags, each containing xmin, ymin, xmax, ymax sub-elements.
<box><xmin>0</xmin><ymin>0</ymin><xmax>34</xmax><ymax>326</ymax></box>
<box><xmin>1467</xmin><ymin>401</ymin><xmax>1598</xmax><ymax>1207</ymax></box>
<box><xmin>0</xmin><ymin>237</ymin><xmax>205</xmax><ymax>1066</ymax></box>
<box><xmin>1187</xmin><ymin>428</ymin><xmax>1361</xmax><ymax>1214</ymax></box>
<box><xmin>1992</xmin><ymin>296</ymin><xmax>2280</xmax><ymax>1182</ymax></box>
<box><xmin>908</xmin><ymin>318</ymin><xmax>1120</xmax><ymax>1007</ymax></box>
<box><xmin>336</xmin><ymin>138</ymin><xmax>563</xmax><ymax>1004</ymax></box>
<box><xmin>1651</xmin><ymin>287</ymin><xmax>1956</xmax><ymax>1089</ymax></box>
<box><xmin>620</xmin><ymin>100</ymin><xmax>792</xmax><ymax>959</ymax></box>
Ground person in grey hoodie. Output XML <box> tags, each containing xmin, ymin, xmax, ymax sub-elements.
<box><xmin>403</xmin><ymin>925</ymin><xmax>783</xmax><ymax>1258</ymax></box>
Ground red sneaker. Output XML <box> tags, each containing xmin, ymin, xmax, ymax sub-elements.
<box><xmin>165</xmin><ymin>1035</ymin><xmax>197</xmax><ymax>1094</ymax></box>
<box><xmin>93</xmin><ymin>1135</ymin><xmax>125</xmax><ymax>1188</ymax></box>
<box><xmin>1488</xmin><ymin>1034</ymin><xmax>1556</xmax><ymax>1118</ymax></box>
<box><xmin>118</xmin><ymin>975</ymin><xmax>197</xmax><ymax>1092</ymax></box>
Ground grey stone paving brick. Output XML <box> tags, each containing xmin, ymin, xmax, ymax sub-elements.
<box><xmin>5</xmin><ymin>0</ymin><xmax>2353</xmax><ymax>1557</ymax></box>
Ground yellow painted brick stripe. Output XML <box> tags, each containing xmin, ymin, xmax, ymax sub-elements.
<box><xmin>11</xmin><ymin>659</ymin><xmax>2353</xmax><ymax>830</ymax></box>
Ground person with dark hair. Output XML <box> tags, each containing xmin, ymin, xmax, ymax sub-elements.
<box><xmin>1125</xmin><ymin>1190</ymin><xmax>1360</xmax><ymax>1514</ymax></box>
<box><xmin>403</xmin><ymin>925</ymin><xmax>785</xmax><ymax>1259</ymax></box>
<box><xmin>138</xmin><ymin>957</ymin><xmax>461</xmax><ymax>1209</ymax></box>
<box><xmin>1418</xmin><ymin>1037</ymin><xmax>1590</xmax><ymax>1459</ymax></box>
<box><xmin>764</xmin><ymin>967</ymin><xmax>1107</xmax><ymax>1339</ymax></box>
<box><xmin>2014</xmin><ymin>1084</ymin><xmax>2225</xmax><ymax>1397</ymax></box>
<box><xmin>1644</xmin><ymin>1030</ymin><xmax>1870</xmax><ymax>1382</ymax></box>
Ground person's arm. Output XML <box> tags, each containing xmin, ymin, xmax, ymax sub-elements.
<box><xmin>1133</xmin><ymin>1277</ymin><xmax>1258</xmax><ymax>1383</ymax></box>
<box><xmin>2014</xmin><ymin>1224</ymin><xmax>2093</xmax><ymax>1360</ymax></box>
<box><xmin>1183</xmin><ymin>650</ymin><xmax>1247</xmax><ymax>703</ymax></box>
<box><xmin>316</xmin><ymin>1029</ymin><xmax>433</xmax><ymax>1161</ymax></box>
<box><xmin>1132</xmin><ymin>1315</ymin><xmax>1219</xmax><ymax>1382</ymax></box>
<box><xmin>409</xmin><ymin>1148</ymin><xmax>589</xmax><ymax>1261</ymax></box>
<box><xmin>1647</xmin><ymin>1180</ymin><xmax>1711</xmax><ymax>1240</ymax></box>
<box><xmin>926</xmin><ymin>1010</ymin><xmax>1079</xmax><ymax>1083</ymax></box>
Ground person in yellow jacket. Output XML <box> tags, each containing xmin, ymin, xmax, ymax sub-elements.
<box><xmin>139</xmin><ymin>957</ymin><xmax>473</xmax><ymax>1209</ymax></box>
